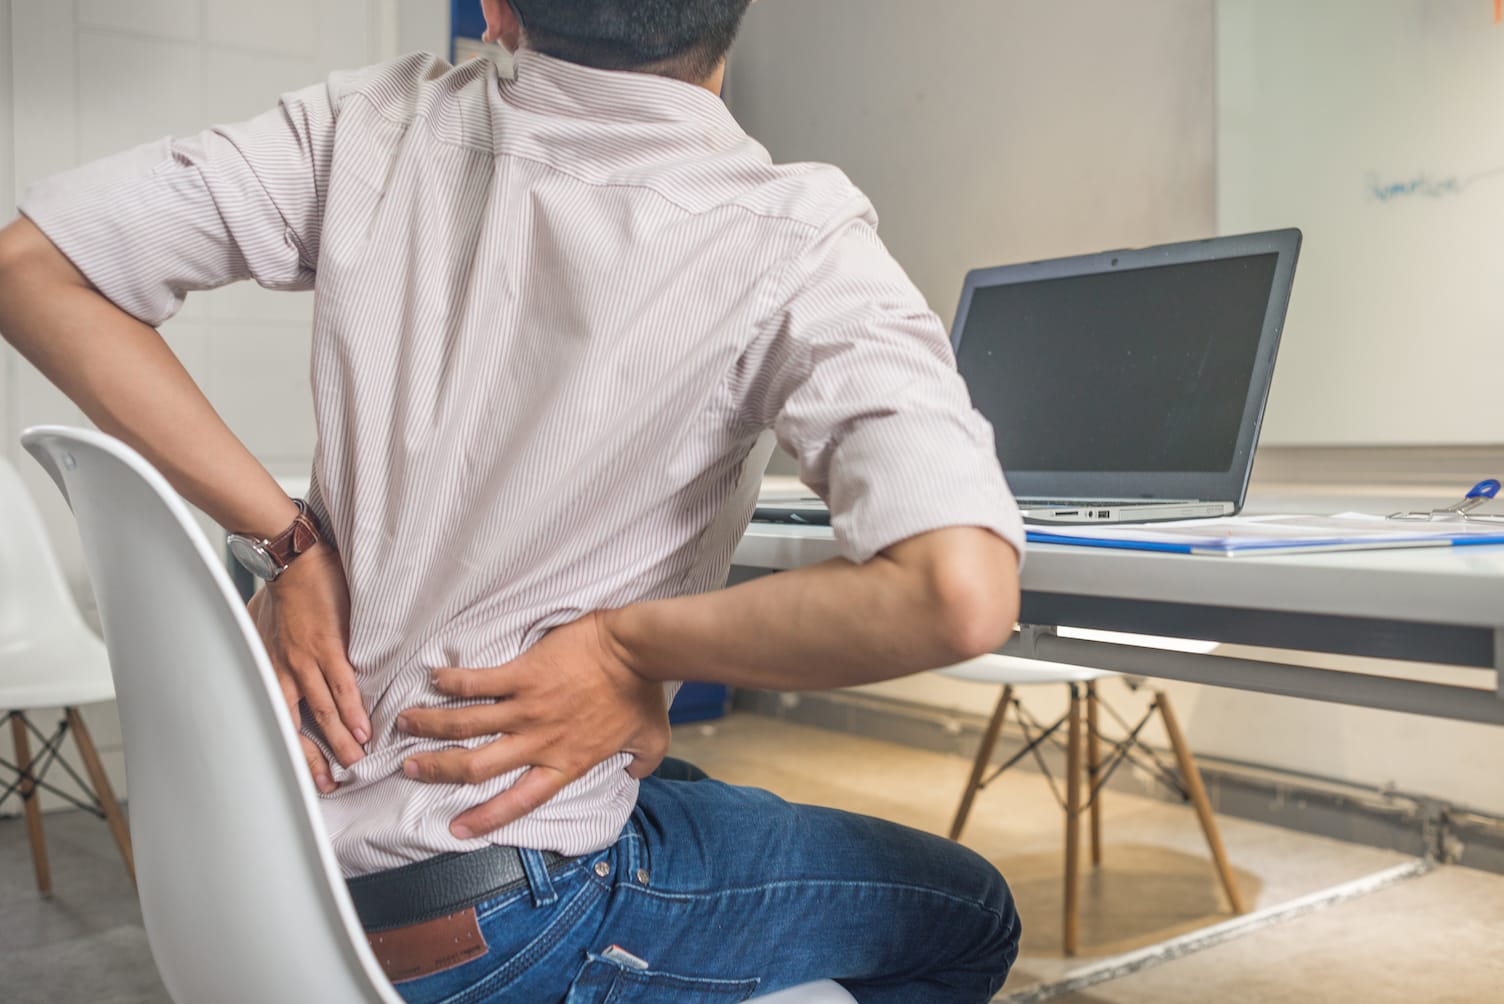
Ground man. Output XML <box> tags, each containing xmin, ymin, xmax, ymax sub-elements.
<box><xmin>0</xmin><ymin>1</ymin><xmax>1024</xmax><ymax>999</ymax></box>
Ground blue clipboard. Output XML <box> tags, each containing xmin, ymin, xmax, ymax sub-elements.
<box><xmin>1026</xmin><ymin>526</ymin><xmax>1504</xmax><ymax>557</ymax></box>
<box><xmin>1025</xmin><ymin>531</ymin><xmax>1195</xmax><ymax>554</ymax></box>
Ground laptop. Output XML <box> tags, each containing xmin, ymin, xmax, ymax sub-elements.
<box><xmin>754</xmin><ymin>228</ymin><xmax>1301</xmax><ymax>526</ymax></box>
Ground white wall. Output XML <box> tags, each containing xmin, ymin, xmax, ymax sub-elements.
<box><xmin>730</xmin><ymin>0</ymin><xmax>1216</xmax><ymax>332</ymax></box>
<box><xmin>2</xmin><ymin>0</ymin><xmax>449</xmax><ymax>810</ymax></box>
<box><xmin>729</xmin><ymin>0</ymin><xmax>1504</xmax><ymax>817</ymax></box>
<box><xmin>734</xmin><ymin>0</ymin><xmax>1215</xmax><ymax>477</ymax></box>
<box><xmin>1</xmin><ymin>0</ymin><xmax>14</xmax><ymax>476</ymax></box>
<box><xmin>395</xmin><ymin>0</ymin><xmax>450</xmax><ymax>58</ymax></box>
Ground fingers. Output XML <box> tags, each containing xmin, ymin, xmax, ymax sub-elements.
<box><xmin>287</xmin><ymin>654</ymin><xmax>368</xmax><ymax>769</ymax></box>
<box><xmin>251</xmin><ymin>549</ymin><xmax>370</xmax><ymax>769</ymax></box>
<box><xmin>300</xmin><ymin>736</ymin><xmax>337</xmax><ymax>795</ymax></box>
<box><xmin>625</xmin><ymin>750</ymin><xmax>665</xmax><ymax>780</ymax></box>
<box><xmin>448</xmin><ymin>767</ymin><xmax>568</xmax><ymax>839</ymax></box>
<box><xmin>429</xmin><ymin>665</ymin><xmax>519</xmax><ymax>701</ymax></box>
<box><xmin>320</xmin><ymin>649</ymin><xmax>373</xmax><ymax>747</ymax></box>
<box><xmin>274</xmin><ymin>667</ymin><xmax>337</xmax><ymax>794</ymax></box>
<box><xmin>402</xmin><ymin>734</ymin><xmax>541</xmax><ymax>787</ymax></box>
<box><xmin>624</xmin><ymin>717</ymin><xmax>670</xmax><ymax>780</ymax></box>
<box><xmin>625</xmin><ymin>724</ymin><xmax>670</xmax><ymax>779</ymax></box>
<box><xmin>397</xmin><ymin>701</ymin><xmax>526</xmax><ymax>741</ymax></box>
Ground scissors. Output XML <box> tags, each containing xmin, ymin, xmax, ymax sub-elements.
<box><xmin>1389</xmin><ymin>479</ymin><xmax>1504</xmax><ymax>522</ymax></box>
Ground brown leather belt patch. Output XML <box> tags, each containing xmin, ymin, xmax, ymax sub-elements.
<box><xmin>367</xmin><ymin>907</ymin><xmax>490</xmax><ymax>984</ymax></box>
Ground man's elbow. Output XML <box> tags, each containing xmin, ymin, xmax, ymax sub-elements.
<box><xmin>935</xmin><ymin>575</ymin><xmax>1020</xmax><ymax>664</ymax></box>
<box><xmin>927</xmin><ymin>533</ymin><xmax>1021</xmax><ymax>664</ymax></box>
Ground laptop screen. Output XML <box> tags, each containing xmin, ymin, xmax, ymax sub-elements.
<box><xmin>951</xmin><ymin>230</ymin><xmax>1300</xmax><ymax>504</ymax></box>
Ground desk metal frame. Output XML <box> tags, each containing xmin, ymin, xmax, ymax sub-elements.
<box><xmin>1007</xmin><ymin>614</ymin><xmax>1504</xmax><ymax>728</ymax></box>
<box><xmin>733</xmin><ymin>524</ymin><xmax>1504</xmax><ymax>728</ymax></box>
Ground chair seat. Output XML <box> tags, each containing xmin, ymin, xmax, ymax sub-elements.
<box><xmin>755</xmin><ymin>980</ymin><xmax>857</xmax><ymax>1002</ymax></box>
<box><xmin>936</xmin><ymin>653</ymin><xmax>1119</xmax><ymax>686</ymax></box>
<box><xmin>0</xmin><ymin>627</ymin><xmax>114</xmax><ymax>709</ymax></box>
<box><xmin>936</xmin><ymin>629</ymin><xmax>1221</xmax><ymax>686</ymax></box>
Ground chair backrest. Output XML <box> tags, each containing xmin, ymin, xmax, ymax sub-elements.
<box><xmin>0</xmin><ymin>455</ymin><xmax>94</xmax><ymax>649</ymax></box>
<box><xmin>22</xmin><ymin>426</ymin><xmax>402</xmax><ymax>1004</ymax></box>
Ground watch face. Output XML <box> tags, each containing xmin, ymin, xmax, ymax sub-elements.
<box><xmin>227</xmin><ymin>534</ymin><xmax>280</xmax><ymax>581</ymax></box>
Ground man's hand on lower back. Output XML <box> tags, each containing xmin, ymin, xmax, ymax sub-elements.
<box><xmin>395</xmin><ymin>611</ymin><xmax>670</xmax><ymax>839</ymax></box>
<box><xmin>247</xmin><ymin>542</ymin><xmax>370</xmax><ymax>792</ymax></box>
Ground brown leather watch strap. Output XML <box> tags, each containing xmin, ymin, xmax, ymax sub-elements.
<box><xmin>263</xmin><ymin>499</ymin><xmax>321</xmax><ymax>571</ymax></box>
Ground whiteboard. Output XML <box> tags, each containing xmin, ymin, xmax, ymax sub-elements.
<box><xmin>1218</xmin><ymin>0</ymin><xmax>1504</xmax><ymax>445</ymax></box>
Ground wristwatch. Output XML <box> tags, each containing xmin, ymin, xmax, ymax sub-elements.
<box><xmin>227</xmin><ymin>499</ymin><xmax>322</xmax><ymax>583</ymax></box>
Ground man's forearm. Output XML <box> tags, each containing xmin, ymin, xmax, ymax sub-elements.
<box><xmin>0</xmin><ymin>218</ymin><xmax>295</xmax><ymax>537</ymax></box>
<box><xmin>604</xmin><ymin>526</ymin><xmax>1020</xmax><ymax>691</ymax></box>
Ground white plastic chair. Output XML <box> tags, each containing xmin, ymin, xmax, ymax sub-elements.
<box><xmin>936</xmin><ymin>634</ymin><xmax>1245</xmax><ymax>956</ymax></box>
<box><xmin>22</xmin><ymin>426</ymin><xmax>852</xmax><ymax>1004</ymax></box>
<box><xmin>0</xmin><ymin>455</ymin><xmax>132</xmax><ymax>896</ymax></box>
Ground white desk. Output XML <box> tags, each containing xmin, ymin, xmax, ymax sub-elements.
<box><xmin>731</xmin><ymin>513</ymin><xmax>1504</xmax><ymax>727</ymax></box>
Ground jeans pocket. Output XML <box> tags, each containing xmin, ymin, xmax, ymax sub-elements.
<box><xmin>565</xmin><ymin>955</ymin><xmax>760</xmax><ymax>1004</ymax></box>
<box><xmin>397</xmin><ymin>871</ymin><xmax>606</xmax><ymax>1004</ymax></box>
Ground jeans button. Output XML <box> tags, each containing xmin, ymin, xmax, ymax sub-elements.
<box><xmin>594</xmin><ymin>861</ymin><xmax>611</xmax><ymax>878</ymax></box>
<box><xmin>635</xmin><ymin>868</ymin><xmax>650</xmax><ymax>885</ymax></box>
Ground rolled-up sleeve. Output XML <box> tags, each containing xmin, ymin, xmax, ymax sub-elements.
<box><xmin>18</xmin><ymin>79</ymin><xmax>336</xmax><ymax>327</ymax></box>
<box><xmin>744</xmin><ymin>196</ymin><xmax>1025</xmax><ymax>564</ymax></box>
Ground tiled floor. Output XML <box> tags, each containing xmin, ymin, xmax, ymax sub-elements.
<box><xmin>3</xmin><ymin>712</ymin><xmax>1501</xmax><ymax>1002</ymax></box>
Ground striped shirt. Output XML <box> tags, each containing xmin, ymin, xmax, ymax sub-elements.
<box><xmin>21</xmin><ymin>51</ymin><xmax>1024</xmax><ymax>876</ymax></box>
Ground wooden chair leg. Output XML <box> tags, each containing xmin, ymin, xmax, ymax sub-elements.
<box><xmin>1063</xmin><ymin>684</ymin><xmax>1083</xmax><ymax>956</ymax></box>
<box><xmin>949</xmin><ymin>686</ymin><xmax>1012</xmax><ymax>840</ymax></box>
<box><xmin>1155</xmin><ymin>691</ymin><xmax>1246</xmax><ymax>914</ymax></box>
<box><xmin>65</xmin><ymin>708</ymin><xmax>135</xmax><ymax>886</ymax></box>
<box><xmin>10</xmin><ymin>712</ymin><xmax>52</xmax><ymax>897</ymax></box>
<box><xmin>1086</xmin><ymin>681</ymin><xmax>1103</xmax><ymax>867</ymax></box>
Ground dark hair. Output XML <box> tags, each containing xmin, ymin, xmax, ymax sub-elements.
<box><xmin>508</xmin><ymin>0</ymin><xmax>751</xmax><ymax>80</ymax></box>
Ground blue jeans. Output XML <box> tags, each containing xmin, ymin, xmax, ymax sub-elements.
<box><xmin>390</xmin><ymin>770</ymin><xmax>1020</xmax><ymax>1003</ymax></box>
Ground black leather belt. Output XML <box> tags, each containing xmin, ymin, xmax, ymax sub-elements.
<box><xmin>347</xmin><ymin>845</ymin><xmax>574</xmax><ymax>933</ymax></box>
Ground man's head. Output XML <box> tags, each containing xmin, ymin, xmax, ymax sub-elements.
<box><xmin>481</xmin><ymin>0</ymin><xmax>752</xmax><ymax>84</ymax></box>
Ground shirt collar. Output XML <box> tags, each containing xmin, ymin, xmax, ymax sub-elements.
<box><xmin>500</xmin><ymin>50</ymin><xmax>744</xmax><ymax>145</ymax></box>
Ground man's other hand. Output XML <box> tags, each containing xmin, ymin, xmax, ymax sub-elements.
<box><xmin>395</xmin><ymin>612</ymin><xmax>670</xmax><ymax>839</ymax></box>
<box><xmin>247</xmin><ymin>542</ymin><xmax>370</xmax><ymax>792</ymax></box>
